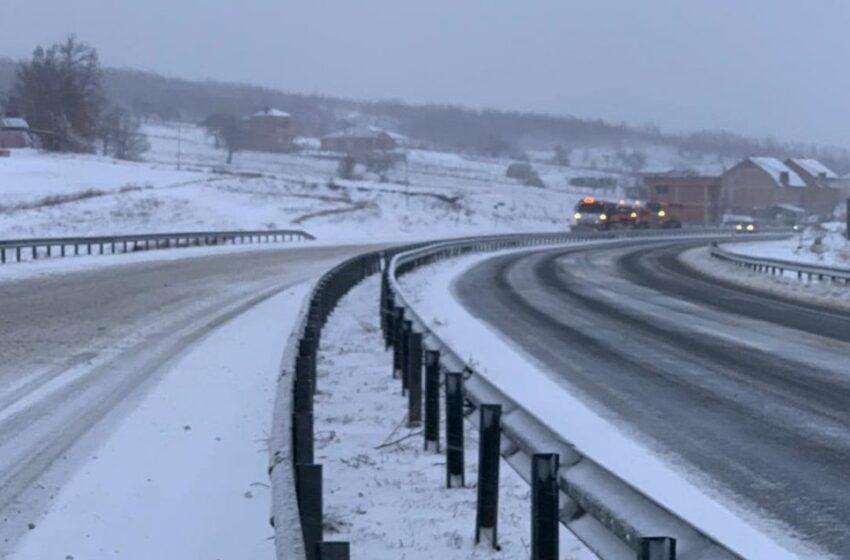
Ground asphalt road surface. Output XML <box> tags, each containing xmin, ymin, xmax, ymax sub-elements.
<box><xmin>455</xmin><ymin>239</ymin><xmax>850</xmax><ymax>558</ymax></box>
<box><xmin>0</xmin><ymin>243</ymin><xmax>376</xmax><ymax>554</ymax></box>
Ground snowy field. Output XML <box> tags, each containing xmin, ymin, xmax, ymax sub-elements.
<box><xmin>314</xmin><ymin>274</ymin><xmax>593</xmax><ymax>559</ymax></box>
<box><xmin>394</xmin><ymin>248</ymin><xmax>818</xmax><ymax>560</ymax></box>
<box><xmin>0</xmin><ymin>122</ymin><xmax>622</xmax><ymax>242</ymax></box>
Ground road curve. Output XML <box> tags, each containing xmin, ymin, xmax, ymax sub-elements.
<box><xmin>454</xmin><ymin>239</ymin><xmax>850</xmax><ymax>558</ymax></box>
<box><xmin>0</xmin><ymin>243</ymin><xmax>377</xmax><ymax>554</ymax></box>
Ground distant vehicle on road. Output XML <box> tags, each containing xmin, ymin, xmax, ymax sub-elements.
<box><xmin>733</xmin><ymin>221</ymin><xmax>758</xmax><ymax>233</ymax></box>
<box><xmin>571</xmin><ymin>198</ymin><xmax>682</xmax><ymax>231</ymax></box>
<box><xmin>644</xmin><ymin>202</ymin><xmax>683</xmax><ymax>229</ymax></box>
<box><xmin>572</xmin><ymin>198</ymin><xmax>611</xmax><ymax>230</ymax></box>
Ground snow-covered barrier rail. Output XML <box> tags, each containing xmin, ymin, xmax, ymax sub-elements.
<box><xmin>383</xmin><ymin>232</ymin><xmax>745</xmax><ymax>560</ymax></box>
<box><xmin>0</xmin><ymin>228</ymin><xmax>314</xmax><ymax>263</ymax></box>
<box><xmin>710</xmin><ymin>242</ymin><xmax>850</xmax><ymax>284</ymax></box>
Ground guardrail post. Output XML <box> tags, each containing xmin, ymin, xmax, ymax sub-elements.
<box><xmin>401</xmin><ymin>320</ymin><xmax>412</xmax><ymax>395</ymax></box>
<box><xmin>475</xmin><ymin>404</ymin><xmax>501</xmax><ymax>549</ymax></box>
<box><xmin>296</xmin><ymin>463</ymin><xmax>323</xmax><ymax>560</ymax></box>
<box><xmin>639</xmin><ymin>537</ymin><xmax>677</xmax><ymax>560</ymax></box>
<box><xmin>293</xmin><ymin>412</ymin><xmax>314</xmax><ymax>465</ymax></box>
<box><xmin>424</xmin><ymin>350</ymin><xmax>440</xmax><ymax>452</ymax></box>
<box><xmin>531</xmin><ymin>453</ymin><xmax>559</xmax><ymax>560</ymax></box>
<box><xmin>445</xmin><ymin>372</ymin><xmax>465</xmax><ymax>488</ymax></box>
<box><xmin>407</xmin><ymin>331</ymin><xmax>423</xmax><ymax>426</ymax></box>
<box><xmin>16</xmin><ymin>247</ymin><xmax>21</xmax><ymax>262</ymax></box>
<box><xmin>315</xmin><ymin>542</ymin><xmax>350</xmax><ymax>560</ymax></box>
<box><xmin>392</xmin><ymin>308</ymin><xmax>405</xmax><ymax>378</ymax></box>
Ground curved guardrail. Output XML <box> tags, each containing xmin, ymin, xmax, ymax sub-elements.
<box><xmin>0</xmin><ymin>229</ymin><xmax>314</xmax><ymax>263</ymax></box>
<box><xmin>710</xmin><ymin>242</ymin><xmax>850</xmax><ymax>283</ymax></box>
<box><xmin>383</xmin><ymin>231</ymin><xmax>743</xmax><ymax>560</ymax></box>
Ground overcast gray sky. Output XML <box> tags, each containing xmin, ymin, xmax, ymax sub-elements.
<box><xmin>2</xmin><ymin>1</ymin><xmax>848</xmax><ymax>146</ymax></box>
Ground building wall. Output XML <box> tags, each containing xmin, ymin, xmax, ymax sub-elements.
<box><xmin>644</xmin><ymin>175</ymin><xmax>721</xmax><ymax>224</ymax></box>
<box><xmin>721</xmin><ymin>162</ymin><xmax>778</xmax><ymax>215</ymax></box>
<box><xmin>784</xmin><ymin>160</ymin><xmax>841</xmax><ymax>217</ymax></box>
<box><xmin>0</xmin><ymin>130</ymin><xmax>35</xmax><ymax>149</ymax></box>
<box><xmin>240</xmin><ymin>116</ymin><xmax>294</xmax><ymax>153</ymax></box>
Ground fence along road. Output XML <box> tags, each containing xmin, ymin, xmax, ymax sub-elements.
<box><xmin>450</xmin><ymin>238</ymin><xmax>848</xmax><ymax>558</ymax></box>
<box><xmin>0</xmin><ymin>228</ymin><xmax>314</xmax><ymax>264</ymax></box>
<box><xmin>0</xmin><ymin>241</ymin><xmax>377</xmax><ymax>555</ymax></box>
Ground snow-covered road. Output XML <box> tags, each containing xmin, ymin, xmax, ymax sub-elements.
<box><xmin>0</xmin><ymin>243</ymin><xmax>377</xmax><ymax>558</ymax></box>
<box><xmin>399</xmin><ymin>239</ymin><xmax>845</xmax><ymax>559</ymax></box>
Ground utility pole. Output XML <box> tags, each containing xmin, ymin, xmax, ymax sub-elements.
<box><xmin>177</xmin><ymin>122</ymin><xmax>182</xmax><ymax>171</ymax></box>
<box><xmin>846</xmin><ymin>198</ymin><xmax>849</xmax><ymax>240</ymax></box>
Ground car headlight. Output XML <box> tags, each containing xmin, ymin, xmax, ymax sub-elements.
<box><xmin>574</xmin><ymin>213</ymin><xmax>581</xmax><ymax>220</ymax></box>
<box><xmin>657</xmin><ymin>210</ymin><xmax>666</xmax><ymax>217</ymax></box>
<box><xmin>630</xmin><ymin>212</ymin><xmax>637</xmax><ymax>218</ymax></box>
<box><xmin>599</xmin><ymin>214</ymin><xmax>608</xmax><ymax>221</ymax></box>
<box><xmin>736</xmin><ymin>224</ymin><xmax>743</xmax><ymax>230</ymax></box>
<box><xmin>746</xmin><ymin>224</ymin><xmax>755</xmax><ymax>231</ymax></box>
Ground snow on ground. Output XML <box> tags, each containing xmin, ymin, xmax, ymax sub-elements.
<box><xmin>680</xmin><ymin>246</ymin><xmax>850</xmax><ymax>312</ymax></box>
<box><xmin>314</xmin><ymin>275</ymin><xmax>594</xmax><ymax>559</ymax></box>
<box><xmin>395</xmin><ymin>248</ymin><xmax>821</xmax><ymax>560</ymax></box>
<box><xmin>10</xmin><ymin>283</ymin><xmax>311</xmax><ymax>560</ymax></box>
<box><xmin>727</xmin><ymin>223</ymin><xmax>850</xmax><ymax>268</ymax></box>
<box><xmin>0</xmin><ymin>122</ymin><xmax>603</xmax><ymax>242</ymax></box>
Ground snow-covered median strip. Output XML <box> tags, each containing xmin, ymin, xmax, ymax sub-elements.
<box><xmin>727</xmin><ymin>223</ymin><xmax>849</xmax><ymax>268</ymax></box>
<box><xmin>314</xmin><ymin>275</ymin><xmax>593</xmax><ymax>559</ymax></box>
<box><xmin>10</xmin><ymin>283</ymin><xmax>312</xmax><ymax>560</ymax></box>
<box><xmin>396</xmin><ymin>249</ymin><xmax>822</xmax><ymax>560</ymax></box>
<box><xmin>682</xmin><ymin>247</ymin><xmax>850</xmax><ymax>312</ymax></box>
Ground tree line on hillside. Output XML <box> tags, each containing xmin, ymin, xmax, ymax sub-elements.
<box><xmin>2</xmin><ymin>39</ymin><xmax>850</xmax><ymax>171</ymax></box>
<box><xmin>2</xmin><ymin>36</ymin><xmax>148</xmax><ymax>160</ymax></box>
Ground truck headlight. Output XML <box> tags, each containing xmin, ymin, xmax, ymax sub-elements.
<box><xmin>657</xmin><ymin>210</ymin><xmax>666</xmax><ymax>217</ymax></box>
<box><xmin>599</xmin><ymin>214</ymin><xmax>608</xmax><ymax>221</ymax></box>
<box><xmin>574</xmin><ymin>213</ymin><xmax>581</xmax><ymax>220</ymax></box>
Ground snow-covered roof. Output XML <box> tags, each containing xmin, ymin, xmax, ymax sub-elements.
<box><xmin>1</xmin><ymin>117</ymin><xmax>29</xmax><ymax>130</ymax></box>
<box><xmin>247</xmin><ymin>108</ymin><xmax>290</xmax><ymax>119</ymax></box>
<box><xmin>748</xmin><ymin>157</ymin><xmax>806</xmax><ymax>188</ymax></box>
<box><xmin>324</xmin><ymin>125</ymin><xmax>407</xmax><ymax>141</ymax></box>
<box><xmin>787</xmin><ymin>158</ymin><xmax>838</xmax><ymax>180</ymax></box>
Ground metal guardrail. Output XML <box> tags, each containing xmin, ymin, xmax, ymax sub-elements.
<box><xmin>710</xmin><ymin>242</ymin><xmax>850</xmax><ymax>284</ymax></box>
<box><xmin>0</xmin><ymin>229</ymin><xmax>315</xmax><ymax>263</ymax></box>
<box><xmin>383</xmin><ymin>231</ymin><xmax>744</xmax><ymax>560</ymax></box>
<box><xmin>269</xmin><ymin>243</ymin><xmax>428</xmax><ymax>560</ymax></box>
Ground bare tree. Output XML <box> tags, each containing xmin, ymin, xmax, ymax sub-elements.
<box><xmin>13</xmin><ymin>36</ymin><xmax>103</xmax><ymax>152</ymax></box>
<box><xmin>96</xmin><ymin>107</ymin><xmax>149</xmax><ymax>160</ymax></box>
<box><xmin>201</xmin><ymin>114</ymin><xmax>243</xmax><ymax>163</ymax></box>
<box><xmin>552</xmin><ymin>144</ymin><xmax>571</xmax><ymax>166</ymax></box>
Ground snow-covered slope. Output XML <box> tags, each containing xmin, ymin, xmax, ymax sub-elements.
<box><xmin>0</xmin><ymin>123</ymin><xmax>621</xmax><ymax>241</ymax></box>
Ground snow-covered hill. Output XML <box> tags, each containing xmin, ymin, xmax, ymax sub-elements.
<box><xmin>0</xmin><ymin>123</ymin><xmax>628</xmax><ymax>241</ymax></box>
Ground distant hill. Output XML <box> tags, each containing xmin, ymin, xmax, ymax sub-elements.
<box><xmin>1</xmin><ymin>56</ymin><xmax>849</xmax><ymax>171</ymax></box>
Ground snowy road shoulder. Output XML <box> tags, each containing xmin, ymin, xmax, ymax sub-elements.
<box><xmin>395</xmin><ymin>248</ymin><xmax>816</xmax><ymax>560</ymax></box>
<box><xmin>681</xmin><ymin>246</ymin><xmax>850</xmax><ymax>312</ymax></box>
<box><xmin>10</xmin><ymin>282</ymin><xmax>312</xmax><ymax>560</ymax></box>
<box><xmin>313</xmin><ymin>275</ymin><xmax>592</xmax><ymax>559</ymax></box>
